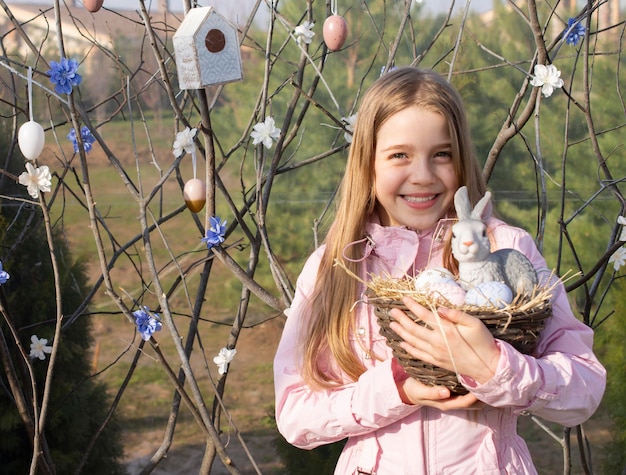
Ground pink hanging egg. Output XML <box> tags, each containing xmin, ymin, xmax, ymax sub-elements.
<box><xmin>83</xmin><ymin>0</ymin><xmax>104</xmax><ymax>13</ymax></box>
<box><xmin>183</xmin><ymin>178</ymin><xmax>206</xmax><ymax>213</ymax></box>
<box><xmin>18</xmin><ymin>121</ymin><xmax>45</xmax><ymax>161</ymax></box>
<box><xmin>323</xmin><ymin>15</ymin><xmax>348</xmax><ymax>51</ymax></box>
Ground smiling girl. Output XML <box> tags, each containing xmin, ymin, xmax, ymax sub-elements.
<box><xmin>273</xmin><ymin>67</ymin><xmax>605</xmax><ymax>474</ymax></box>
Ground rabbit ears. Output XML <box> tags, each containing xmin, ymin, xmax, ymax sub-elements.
<box><xmin>454</xmin><ymin>186</ymin><xmax>492</xmax><ymax>220</ymax></box>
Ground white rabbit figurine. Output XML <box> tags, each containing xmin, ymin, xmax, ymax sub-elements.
<box><xmin>451</xmin><ymin>186</ymin><xmax>538</xmax><ymax>297</ymax></box>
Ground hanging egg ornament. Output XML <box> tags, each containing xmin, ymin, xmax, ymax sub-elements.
<box><xmin>83</xmin><ymin>0</ymin><xmax>104</xmax><ymax>12</ymax></box>
<box><xmin>323</xmin><ymin>15</ymin><xmax>348</xmax><ymax>51</ymax></box>
<box><xmin>183</xmin><ymin>178</ymin><xmax>206</xmax><ymax>213</ymax></box>
<box><xmin>18</xmin><ymin>121</ymin><xmax>45</xmax><ymax>161</ymax></box>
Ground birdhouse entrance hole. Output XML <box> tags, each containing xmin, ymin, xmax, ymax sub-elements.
<box><xmin>205</xmin><ymin>29</ymin><xmax>226</xmax><ymax>53</ymax></box>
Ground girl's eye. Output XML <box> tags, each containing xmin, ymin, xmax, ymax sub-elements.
<box><xmin>391</xmin><ymin>152</ymin><xmax>408</xmax><ymax>159</ymax></box>
<box><xmin>434</xmin><ymin>150</ymin><xmax>453</xmax><ymax>161</ymax></box>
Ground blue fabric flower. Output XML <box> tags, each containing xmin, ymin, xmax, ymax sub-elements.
<box><xmin>0</xmin><ymin>261</ymin><xmax>9</xmax><ymax>285</ymax></box>
<box><xmin>67</xmin><ymin>126</ymin><xmax>96</xmax><ymax>153</ymax></box>
<box><xmin>202</xmin><ymin>216</ymin><xmax>227</xmax><ymax>249</ymax></box>
<box><xmin>133</xmin><ymin>307</ymin><xmax>162</xmax><ymax>341</ymax></box>
<box><xmin>565</xmin><ymin>18</ymin><xmax>586</xmax><ymax>46</ymax></box>
<box><xmin>47</xmin><ymin>58</ymin><xmax>82</xmax><ymax>95</ymax></box>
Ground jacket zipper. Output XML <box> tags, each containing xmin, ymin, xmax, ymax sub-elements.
<box><xmin>423</xmin><ymin>406</ymin><xmax>430</xmax><ymax>472</ymax></box>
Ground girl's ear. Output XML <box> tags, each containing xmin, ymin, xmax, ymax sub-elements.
<box><xmin>453</xmin><ymin>186</ymin><xmax>471</xmax><ymax>219</ymax></box>
<box><xmin>471</xmin><ymin>191</ymin><xmax>492</xmax><ymax>220</ymax></box>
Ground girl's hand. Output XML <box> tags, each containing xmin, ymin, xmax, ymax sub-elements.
<box><xmin>396</xmin><ymin>376</ymin><xmax>482</xmax><ymax>410</ymax></box>
<box><xmin>389</xmin><ymin>296</ymin><xmax>501</xmax><ymax>386</ymax></box>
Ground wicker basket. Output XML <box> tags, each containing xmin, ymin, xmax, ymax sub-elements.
<box><xmin>369</xmin><ymin>294</ymin><xmax>552</xmax><ymax>395</ymax></box>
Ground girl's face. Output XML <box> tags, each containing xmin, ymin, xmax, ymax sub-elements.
<box><xmin>374</xmin><ymin>106</ymin><xmax>459</xmax><ymax>231</ymax></box>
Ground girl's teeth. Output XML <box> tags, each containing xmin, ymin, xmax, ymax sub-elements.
<box><xmin>405</xmin><ymin>195</ymin><xmax>434</xmax><ymax>203</ymax></box>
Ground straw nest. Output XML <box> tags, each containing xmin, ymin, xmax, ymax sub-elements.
<box><xmin>338</xmin><ymin>261</ymin><xmax>559</xmax><ymax>395</ymax></box>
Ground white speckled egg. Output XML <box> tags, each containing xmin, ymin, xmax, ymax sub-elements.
<box><xmin>323</xmin><ymin>15</ymin><xmax>348</xmax><ymax>51</ymax></box>
<box><xmin>18</xmin><ymin>121</ymin><xmax>45</xmax><ymax>160</ymax></box>
<box><xmin>465</xmin><ymin>281</ymin><xmax>513</xmax><ymax>309</ymax></box>
<box><xmin>183</xmin><ymin>178</ymin><xmax>206</xmax><ymax>213</ymax></box>
<box><xmin>414</xmin><ymin>267</ymin><xmax>456</xmax><ymax>291</ymax></box>
<box><xmin>429</xmin><ymin>281</ymin><xmax>467</xmax><ymax>306</ymax></box>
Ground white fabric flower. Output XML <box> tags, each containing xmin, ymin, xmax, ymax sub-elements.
<box><xmin>213</xmin><ymin>347</ymin><xmax>237</xmax><ymax>375</ymax></box>
<box><xmin>341</xmin><ymin>114</ymin><xmax>357</xmax><ymax>143</ymax></box>
<box><xmin>609</xmin><ymin>246</ymin><xmax>626</xmax><ymax>272</ymax></box>
<box><xmin>294</xmin><ymin>21</ymin><xmax>315</xmax><ymax>45</ymax></box>
<box><xmin>172</xmin><ymin>127</ymin><xmax>197</xmax><ymax>157</ymax></box>
<box><xmin>250</xmin><ymin>116</ymin><xmax>281</xmax><ymax>149</ymax></box>
<box><xmin>18</xmin><ymin>163</ymin><xmax>52</xmax><ymax>199</ymax></box>
<box><xmin>530</xmin><ymin>64</ymin><xmax>564</xmax><ymax>98</ymax></box>
<box><xmin>29</xmin><ymin>335</ymin><xmax>52</xmax><ymax>360</ymax></box>
<box><xmin>617</xmin><ymin>216</ymin><xmax>626</xmax><ymax>241</ymax></box>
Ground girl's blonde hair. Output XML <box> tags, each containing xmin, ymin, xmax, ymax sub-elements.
<box><xmin>300</xmin><ymin>67</ymin><xmax>487</xmax><ymax>388</ymax></box>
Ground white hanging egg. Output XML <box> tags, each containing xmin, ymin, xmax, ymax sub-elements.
<box><xmin>465</xmin><ymin>281</ymin><xmax>513</xmax><ymax>309</ymax></box>
<box><xmin>430</xmin><ymin>281</ymin><xmax>467</xmax><ymax>306</ymax></box>
<box><xmin>18</xmin><ymin>121</ymin><xmax>45</xmax><ymax>161</ymax></box>
<box><xmin>414</xmin><ymin>267</ymin><xmax>456</xmax><ymax>291</ymax></box>
<box><xmin>183</xmin><ymin>178</ymin><xmax>206</xmax><ymax>213</ymax></box>
<box><xmin>323</xmin><ymin>15</ymin><xmax>348</xmax><ymax>51</ymax></box>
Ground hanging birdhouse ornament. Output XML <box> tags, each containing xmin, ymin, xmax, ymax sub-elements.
<box><xmin>173</xmin><ymin>7</ymin><xmax>243</xmax><ymax>90</ymax></box>
<box><xmin>18</xmin><ymin>121</ymin><xmax>45</xmax><ymax>161</ymax></box>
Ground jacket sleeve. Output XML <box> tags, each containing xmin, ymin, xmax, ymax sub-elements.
<box><xmin>273</xmin><ymin>249</ymin><xmax>419</xmax><ymax>449</ymax></box>
<box><xmin>460</xmin><ymin>225</ymin><xmax>606</xmax><ymax>427</ymax></box>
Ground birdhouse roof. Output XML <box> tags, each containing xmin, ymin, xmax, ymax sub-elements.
<box><xmin>173</xmin><ymin>6</ymin><xmax>236</xmax><ymax>39</ymax></box>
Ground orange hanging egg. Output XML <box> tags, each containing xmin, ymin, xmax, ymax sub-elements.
<box><xmin>183</xmin><ymin>178</ymin><xmax>206</xmax><ymax>213</ymax></box>
<box><xmin>323</xmin><ymin>15</ymin><xmax>348</xmax><ymax>51</ymax></box>
<box><xmin>83</xmin><ymin>0</ymin><xmax>104</xmax><ymax>13</ymax></box>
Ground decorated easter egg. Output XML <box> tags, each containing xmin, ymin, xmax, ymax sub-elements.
<box><xmin>83</xmin><ymin>0</ymin><xmax>104</xmax><ymax>12</ymax></box>
<box><xmin>465</xmin><ymin>281</ymin><xmax>513</xmax><ymax>309</ymax></box>
<box><xmin>414</xmin><ymin>267</ymin><xmax>456</xmax><ymax>291</ymax></box>
<box><xmin>183</xmin><ymin>178</ymin><xmax>206</xmax><ymax>213</ymax></box>
<box><xmin>18</xmin><ymin>121</ymin><xmax>45</xmax><ymax>161</ymax></box>
<box><xmin>323</xmin><ymin>15</ymin><xmax>348</xmax><ymax>51</ymax></box>
<box><xmin>430</xmin><ymin>281</ymin><xmax>467</xmax><ymax>306</ymax></box>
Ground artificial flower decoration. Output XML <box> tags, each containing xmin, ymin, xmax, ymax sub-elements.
<box><xmin>202</xmin><ymin>216</ymin><xmax>227</xmax><ymax>249</ymax></box>
<box><xmin>530</xmin><ymin>64</ymin><xmax>564</xmax><ymax>98</ymax></box>
<box><xmin>47</xmin><ymin>57</ymin><xmax>82</xmax><ymax>95</ymax></box>
<box><xmin>68</xmin><ymin>126</ymin><xmax>96</xmax><ymax>153</ymax></box>
<box><xmin>173</xmin><ymin>127</ymin><xmax>198</xmax><ymax>158</ymax></box>
<box><xmin>341</xmin><ymin>114</ymin><xmax>357</xmax><ymax>143</ymax></box>
<box><xmin>29</xmin><ymin>335</ymin><xmax>53</xmax><ymax>360</ymax></box>
<box><xmin>250</xmin><ymin>116</ymin><xmax>281</xmax><ymax>150</ymax></box>
<box><xmin>213</xmin><ymin>347</ymin><xmax>237</xmax><ymax>375</ymax></box>
<box><xmin>617</xmin><ymin>216</ymin><xmax>626</xmax><ymax>241</ymax></box>
<box><xmin>564</xmin><ymin>18</ymin><xmax>586</xmax><ymax>46</ymax></box>
<box><xmin>133</xmin><ymin>306</ymin><xmax>162</xmax><ymax>341</ymax></box>
<box><xmin>609</xmin><ymin>246</ymin><xmax>626</xmax><ymax>272</ymax></box>
<box><xmin>18</xmin><ymin>163</ymin><xmax>52</xmax><ymax>199</ymax></box>
<box><xmin>294</xmin><ymin>20</ymin><xmax>315</xmax><ymax>45</ymax></box>
<box><xmin>0</xmin><ymin>261</ymin><xmax>9</xmax><ymax>285</ymax></box>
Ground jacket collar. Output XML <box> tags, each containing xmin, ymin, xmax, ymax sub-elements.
<box><xmin>360</xmin><ymin>219</ymin><xmax>449</xmax><ymax>277</ymax></box>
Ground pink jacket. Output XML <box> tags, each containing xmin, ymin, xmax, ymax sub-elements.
<box><xmin>274</xmin><ymin>219</ymin><xmax>606</xmax><ymax>474</ymax></box>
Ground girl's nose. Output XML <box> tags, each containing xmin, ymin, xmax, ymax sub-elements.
<box><xmin>409</xmin><ymin>157</ymin><xmax>436</xmax><ymax>184</ymax></box>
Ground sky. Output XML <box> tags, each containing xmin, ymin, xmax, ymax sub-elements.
<box><xmin>4</xmin><ymin>0</ymin><xmax>496</xmax><ymax>15</ymax></box>
<box><xmin>4</xmin><ymin>0</ymin><xmax>624</xmax><ymax>24</ymax></box>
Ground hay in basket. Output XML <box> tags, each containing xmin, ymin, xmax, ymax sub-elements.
<box><xmin>337</xmin><ymin>260</ymin><xmax>560</xmax><ymax>395</ymax></box>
